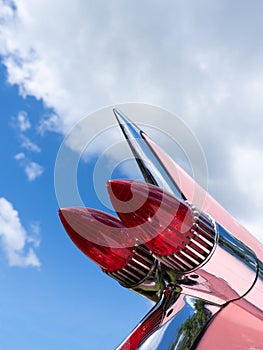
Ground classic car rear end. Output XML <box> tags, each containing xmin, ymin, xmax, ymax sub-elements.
<box><xmin>59</xmin><ymin>109</ymin><xmax>263</xmax><ymax>349</ymax></box>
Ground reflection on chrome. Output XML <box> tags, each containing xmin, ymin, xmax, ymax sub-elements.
<box><xmin>116</xmin><ymin>222</ymin><xmax>261</xmax><ymax>349</ymax></box>
<box><xmin>138</xmin><ymin>296</ymin><xmax>220</xmax><ymax>350</ymax></box>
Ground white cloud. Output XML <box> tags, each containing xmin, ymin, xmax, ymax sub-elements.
<box><xmin>230</xmin><ymin>146</ymin><xmax>263</xmax><ymax>242</ymax></box>
<box><xmin>0</xmin><ymin>0</ymin><xmax>13</xmax><ymax>21</ymax></box>
<box><xmin>233</xmin><ymin>147</ymin><xmax>263</xmax><ymax>205</ymax></box>
<box><xmin>25</xmin><ymin>161</ymin><xmax>44</xmax><ymax>181</ymax></box>
<box><xmin>20</xmin><ymin>134</ymin><xmax>41</xmax><ymax>152</ymax></box>
<box><xmin>38</xmin><ymin>113</ymin><xmax>59</xmax><ymax>135</ymax></box>
<box><xmin>0</xmin><ymin>197</ymin><xmax>40</xmax><ymax>267</ymax></box>
<box><xmin>14</xmin><ymin>152</ymin><xmax>25</xmax><ymax>160</ymax></box>
<box><xmin>14</xmin><ymin>153</ymin><xmax>44</xmax><ymax>181</ymax></box>
<box><xmin>17</xmin><ymin>111</ymin><xmax>31</xmax><ymax>131</ymax></box>
<box><xmin>28</xmin><ymin>222</ymin><xmax>41</xmax><ymax>248</ymax></box>
<box><xmin>11</xmin><ymin>111</ymin><xmax>41</xmax><ymax>153</ymax></box>
<box><xmin>1</xmin><ymin>0</ymin><xmax>263</xmax><ymax>244</ymax></box>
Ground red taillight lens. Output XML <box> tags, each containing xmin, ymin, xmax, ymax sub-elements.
<box><xmin>59</xmin><ymin>207</ymin><xmax>155</xmax><ymax>285</ymax></box>
<box><xmin>59</xmin><ymin>207</ymin><xmax>132</xmax><ymax>271</ymax></box>
<box><xmin>107</xmin><ymin>180</ymin><xmax>216</xmax><ymax>272</ymax></box>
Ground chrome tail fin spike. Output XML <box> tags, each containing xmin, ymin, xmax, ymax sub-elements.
<box><xmin>113</xmin><ymin>108</ymin><xmax>184</xmax><ymax>200</ymax></box>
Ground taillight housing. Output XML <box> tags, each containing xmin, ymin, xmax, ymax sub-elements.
<box><xmin>107</xmin><ymin>180</ymin><xmax>216</xmax><ymax>272</ymax></box>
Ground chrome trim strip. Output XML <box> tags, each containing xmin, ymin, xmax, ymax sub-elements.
<box><xmin>107</xmin><ymin>245</ymin><xmax>156</xmax><ymax>289</ymax></box>
<box><xmin>172</xmin><ymin>252</ymin><xmax>193</xmax><ymax>269</ymax></box>
<box><xmin>152</xmin><ymin>208</ymin><xmax>217</xmax><ymax>274</ymax></box>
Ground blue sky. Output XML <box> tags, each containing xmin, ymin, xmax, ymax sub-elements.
<box><xmin>1</xmin><ymin>1</ymin><xmax>263</xmax><ymax>349</ymax></box>
<box><xmin>0</xmin><ymin>65</ymin><xmax>154</xmax><ymax>349</ymax></box>
<box><xmin>0</xmin><ymin>63</ymin><xmax>152</xmax><ymax>349</ymax></box>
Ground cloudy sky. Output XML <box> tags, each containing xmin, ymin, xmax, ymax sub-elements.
<box><xmin>1</xmin><ymin>1</ymin><xmax>263</xmax><ymax>349</ymax></box>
